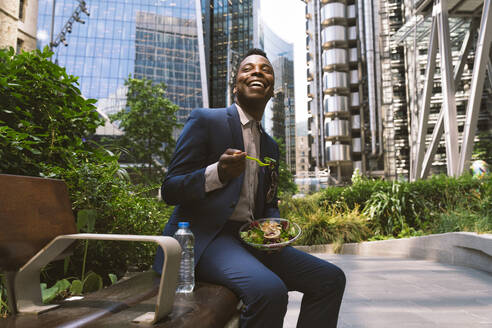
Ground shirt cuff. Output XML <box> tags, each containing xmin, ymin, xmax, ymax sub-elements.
<box><xmin>205</xmin><ymin>162</ymin><xmax>226</xmax><ymax>192</ymax></box>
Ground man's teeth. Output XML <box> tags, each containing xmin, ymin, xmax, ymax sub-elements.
<box><xmin>250</xmin><ymin>81</ymin><xmax>264</xmax><ymax>87</ymax></box>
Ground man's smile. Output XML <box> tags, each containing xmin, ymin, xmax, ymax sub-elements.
<box><xmin>248</xmin><ymin>80</ymin><xmax>266</xmax><ymax>88</ymax></box>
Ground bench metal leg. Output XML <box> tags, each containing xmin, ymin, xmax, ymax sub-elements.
<box><xmin>13</xmin><ymin>234</ymin><xmax>181</xmax><ymax>324</ymax></box>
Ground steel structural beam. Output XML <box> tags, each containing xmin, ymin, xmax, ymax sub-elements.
<box><xmin>458</xmin><ymin>0</ymin><xmax>492</xmax><ymax>175</ymax></box>
<box><xmin>435</xmin><ymin>0</ymin><xmax>460</xmax><ymax>176</ymax></box>
<box><xmin>413</xmin><ymin>17</ymin><xmax>438</xmax><ymax>181</ymax></box>
<box><xmin>418</xmin><ymin>19</ymin><xmax>477</xmax><ymax>179</ymax></box>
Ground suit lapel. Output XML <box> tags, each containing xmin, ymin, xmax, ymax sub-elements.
<box><xmin>226</xmin><ymin>104</ymin><xmax>244</xmax><ymax>151</ymax></box>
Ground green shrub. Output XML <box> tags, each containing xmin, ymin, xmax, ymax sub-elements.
<box><xmin>281</xmin><ymin>173</ymin><xmax>491</xmax><ymax>244</ymax></box>
<box><xmin>0</xmin><ymin>48</ymin><xmax>172</xmax><ymax>285</ymax></box>
<box><xmin>363</xmin><ymin>181</ymin><xmax>427</xmax><ymax>236</ymax></box>
<box><xmin>280</xmin><ymin>195</ymin><xmax>371</xmax><ymax>245</ymax></box>
<box><xmin>433</xmin><ymin>208</ymin><xmax>492</xmax><ymax>233</ymax></box>
<box><xmin>0</xmin><ymin>276</ymin><xmax>8</xmax><ymax>318</ymax></box>
<box><xmin>293</xmin><ymin>206</ymin><xmax>371</xmax><ymax>246</ymax></box>
<box><xmin>430</xmin><ymin>174</ymin><xmax>492</xmax><ymax>233</ymax></box>
<box><xmin>319</xmin><ymin>178</ymin><xmax>390</xmax><ymax>211</ymax></box>
<box><xmin>0</xmin><ymin>47</ymin><xmax>101</xmax><ymax>176</ymax></box>
<box><xmin>43</xmin><ymin>158</ymin><xmax>172</xmax><ymax>284</ymax></box>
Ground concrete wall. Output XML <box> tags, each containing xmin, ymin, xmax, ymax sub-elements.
<box><xmin>297</xmin><ymin>232</ymin><xmax>492</xmax><ymax>273</ymax></box>
<box><xmin>0</xmin><ymin>0</ymin><xmax>37</xmax><ymax>51</ymax></box>
<box><xmin>0</xmin><ymin>0</ymin><xmax>19</xmax><ymax>49</ymax></box>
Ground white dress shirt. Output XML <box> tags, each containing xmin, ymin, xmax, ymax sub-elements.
<box><xmin>204</xmin><ymin>104</ymin><xmax>261</xmax><ymax>222</ymax></box>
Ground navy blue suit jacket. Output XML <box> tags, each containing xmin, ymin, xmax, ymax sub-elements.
<box><xmin>153</xmin><ymin>104</ymin><xmax>280</xmax><ymax>273</ymax></box>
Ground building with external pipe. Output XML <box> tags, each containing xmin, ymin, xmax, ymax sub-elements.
<box><xmin>304</xmin><ymin>0</ymin><xmax>491</xmax><ymax>183</ymax></box>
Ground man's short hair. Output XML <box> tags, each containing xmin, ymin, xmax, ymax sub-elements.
<box><xmin>239</xmin><ymin>48</ymin><xmax>269</xmax><ymax>64</ymax></box>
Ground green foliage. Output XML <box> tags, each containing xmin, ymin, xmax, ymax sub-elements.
<box><xmin>294</xmin><ymin>206</ymin><xmax>371</xmax><ymax>246</ymax></box>
<box><xmin>40</xmin><ymin>271</ymin><xmax>104</xmax><ymax>304</ymax></box>
<box><xmin>109</xmin><ymin>77</ymin><xmax>180</xmax><ymax>184</ymax></box>
<box><xmin>433</xmin><ymin>208</ymin><xmax>492</xmax><ymax>233</ymax></box>
<box><xmin>0</xmin><ymin>47</ymin><xmax>102</xmax><ymax>176</ymax></box>
<box><xmin>70</xmin><ymin>279</ymin><xmax>83</xmax><ymax>295</ymax></box>
<box><xmin>108</xmin><ymin>273</ymin><xmax>118</xmax><ymax>285</ymax></box>
<box><xmin>472</xmin><ymin>131</ymin><xmax>492</xmax><ymax>164</ymax></box>
<box><xmin>0</xmin><ymin>276</ymin><xmax>9</xmax><ymax>318</ymax></box>
<box><xmin>0</xmin><ymin>48</ymin><xmax>175</xmax><ymax>314</ymax></box>
<box><xmin>319</xmin><ymin>177</ymin><xmax>389</xmax><ymax>211</ymax></box>
<box><xmin>279</xmin><ymin>194</ymin><xmax>371</xmax><ymax>246</ymax></box>
<box><xmin>41</xmin><ymin>279</ymin><xmax>71</xmax><ymax>304</ymax></box>
<box><xmin>273</xmin><ymin>137</ymin><xmax>297</xmax><ymax>196</ymax></box>
<box><xmin>43</xmin><ymin>158</ymin><xmax>173</xmax><ymax>282</ymax></box>
<box><xmin>82</xmin><ymin>272</ymin><xmax>103</xmax><ymax>293</ymax></box>
<box><xmin>76</xmin><ymin>209</ymin><xmax>97</xmax><ymax>280</ymax></box>
<box><xmin>363</xmin><ymin>181</ymin><xmax>427</xmax><ymax>236</ymax></box>
<box><xmin>280</xmin><ymin>173</ymin><xmax>491</xmax><ymax>245</ymax></box>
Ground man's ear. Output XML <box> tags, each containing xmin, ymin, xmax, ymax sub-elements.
<box><xmin>233</xmin><ymin>86</ymin><xmax>237</xmax><ymax>94</ymax></box>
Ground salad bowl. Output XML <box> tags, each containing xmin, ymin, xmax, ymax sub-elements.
<box><xmin>239</xmin><ymin>218</ymin><xmax>301</xmax><ymax>252</ymax></box>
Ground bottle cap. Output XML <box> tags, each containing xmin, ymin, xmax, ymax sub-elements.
<box><xmin>178</xmin><ymin>222</ymin><xmax>190</xmax><ymax>228</ymax></box>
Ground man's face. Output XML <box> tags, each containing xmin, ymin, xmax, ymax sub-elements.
<box><xmin>234</xmin><ymin>54</ymin><xmax>275</xmax><ymax>105</ymax></box>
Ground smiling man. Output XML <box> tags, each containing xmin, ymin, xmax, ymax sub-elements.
<box><xmin>154</xmin><ymin>48</ymin><xmax>346</xmax><ymax>328</ymax></box>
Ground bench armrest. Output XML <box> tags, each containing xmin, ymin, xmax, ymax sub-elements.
<box><xmin>12</xmin><ymin>233</ymin><xmax>181</xmax><ymax>324</ymax></box>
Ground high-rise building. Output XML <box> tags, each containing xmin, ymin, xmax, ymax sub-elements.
<box><xmin>305</xmin><ymin>0</ymin><xmax>491</xmax><ymax>183</ymax></box>
<box><xmin>305</xmin><ymin>0</ymin><xmax>378</xmax><ymax>183</ymax></box>
<box><xmin>1</xmin><ymin>0</ymin><xmax>38</xmax><ymax>52</ymax></box>
<box><xmin>37</xmin><ymin>0</ymin><xmax>207</xmax><ymax>126</ymax></box>
<box><xmin>133</xmin><ymin>10</ymin><xmax>207</xmax><ymax>124</ymax></box>
<box><xmin>261</xmin><ymin>23</ymin><xmax>296</xmax><ymax>172</ymax></box>
<box><xmin>36</xmin><ymin>0</ymin><xmax>299</xmax><ymax>170</ymax></box>
<box><xmin>201</xmin><ymin>1</ymin><xmax>296</xmax><ymax>169</ymax></box>
<box><xmin>202</xmin><ymin>0</ymin><xmax>260</xmax><ymax>108</ymax></box>
<box><xmin>388</xmin><ymin>0</ymin><xmax>491</xmax><ymax>180</ymax></box>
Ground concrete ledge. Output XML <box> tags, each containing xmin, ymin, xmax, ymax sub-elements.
<box><xmin>296</xmin><ymin>232</ymin><xmax>492</xmax><ymax>273</ymax></box>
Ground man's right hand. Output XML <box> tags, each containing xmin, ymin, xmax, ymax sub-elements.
<box><xmin>218</xmin><ymin>148</ymin><xmax>246</xmax><ymax>183</ymax></box>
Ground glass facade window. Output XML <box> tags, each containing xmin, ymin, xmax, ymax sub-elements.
<box><xmin>203</xmin><ymin>0</ymin><xmax>258</xmax><ymax>107</ymax></box>
<box><xmin>37</xmin><ymin>0</ymin><xmax>207</xmax><ymax>128</ymax></box>
<box><xmin>261</xmin><ymin>22</ymin><xmax>296</xmax><ymax>172</ymax></box>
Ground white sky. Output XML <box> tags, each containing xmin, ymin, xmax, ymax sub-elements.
<box><xmin>260</xmin><ymin>0</ymin><xmax>307</xmax><ymax>124</ymax></box>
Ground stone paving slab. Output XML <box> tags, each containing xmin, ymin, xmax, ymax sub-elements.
<box><xmin>285</xmin><ymin>254</ymin><xmax>492</xmax><ymax>328</ymax></box>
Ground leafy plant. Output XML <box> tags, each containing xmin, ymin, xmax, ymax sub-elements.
<box><xmin>109</xmin><ymin>77</ymin><xmax>180</xmax><ymax>184</ymax></box>
<box><xmin>0</xmin><ymin>276</ymin><xmax>9</xmax><ymax>318</ymax></box>
<box><xmin>0</xmin><ymin>47</ymin><xmax>102</xmax><ymax>177</ymax></box>
<box><xmin>76</xmin><ymin>209</ymin><xmax>97</xmax><ymax>281</ymax></box>
<box><xmin>41</xmin><ymin>279</ymin><xmax>71</xmax><ymax>304</ymax></box>
<box><xmin>280</xmin><ymin>194</ymin><xmax>371</xmax><ymax>246</ymax></box>
<box><xmin>363</xmin><ymin>181</ymin><xmax>426</xmax><ymax>236</ymax></box>
<box><xmin>273</xmin><ymin>137</ymin><xmax>297</xmax><ymax>196</ymax></box>
<box><xmin>40</xmin><ymin>271</ymin><xmax>106</xmax><ymax>304</ymax></box>
<box><xmin>42</xmin><ymin>158</ymin><xmax>173</xmax><ymax>284</ymax></box>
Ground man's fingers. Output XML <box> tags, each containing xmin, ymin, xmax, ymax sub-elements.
<box><xmin>224</xmin><ymin>148</ymin><xmax>244</xmax><ymax>155</ymax></box>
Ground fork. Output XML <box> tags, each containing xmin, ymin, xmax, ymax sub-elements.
<box><xmin>246</xmin><ymin>155</ymin><xmax>270</xmax><ymax>166</ymax></box>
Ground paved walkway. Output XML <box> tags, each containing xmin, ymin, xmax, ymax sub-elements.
<box><xmin>284</xmin><ymin>254</ymin><xmax>492</xmax><ymax>328</ymax></box>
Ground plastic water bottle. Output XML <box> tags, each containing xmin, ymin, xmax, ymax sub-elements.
<box><xmin>173</xmin><ymin>222</ymin><xmax>195</xmax><ymax>293</ymax></box>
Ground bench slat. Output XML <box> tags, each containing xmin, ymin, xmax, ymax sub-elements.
<box><xmin>2</xmin><ymin>272</ymin><xmax>239</xmax><ymax>328</ymax></box>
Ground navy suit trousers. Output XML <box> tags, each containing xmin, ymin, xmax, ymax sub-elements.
<box><xmin>196</xmin><ymin>221</ymin><xmax>346</xmax><ymax>328</ymax></box>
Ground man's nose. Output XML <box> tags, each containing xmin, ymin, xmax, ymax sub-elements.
<box><xmin>251</xmin><ymin>66</ymin><xmax>263</xmax><ymax>75</ymax></box>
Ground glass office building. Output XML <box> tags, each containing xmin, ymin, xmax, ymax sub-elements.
<box><xmin>37</xmin><ymin>0</ymin><xmax>208</xmax><ymax>126</ymax></box>
<box><xmin>261</xmin><ymin>23</ymin><xmax>296</xmax><ymax>172</ymax></box>
<box><xmin>202</xmin><ymin>0</ymin><xmax>260</xmax><ymax>107</ymax></box>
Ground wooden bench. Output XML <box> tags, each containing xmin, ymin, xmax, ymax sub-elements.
<box><xmin>0</xmin><ymin>174</ymin><xmax>239</xmax><ymax>327</ymax></box>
